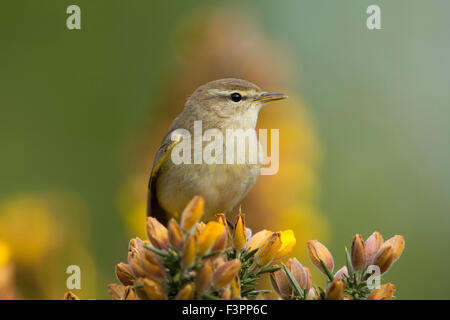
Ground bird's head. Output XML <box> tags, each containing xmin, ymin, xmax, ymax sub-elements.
<box><xmin>184</xmin><ymin>78</ymin><xmax>287</xmax><ymax>128</ymax></box>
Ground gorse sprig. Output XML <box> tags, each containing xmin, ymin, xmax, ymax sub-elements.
<box><xmin>104</xmin><ymin>196</ymin><xmax>296</xmax><ymax>300</ymax></box>
<box><xmin>63</xmin><ymin>196</ymin><xmax>405</xmax><ymax>301</ymax></box>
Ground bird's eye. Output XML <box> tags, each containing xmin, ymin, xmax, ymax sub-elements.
<box><xmin>230</xmin><ymin>92</ymin><xmax>242</xmax><ymax>102</ymax></box>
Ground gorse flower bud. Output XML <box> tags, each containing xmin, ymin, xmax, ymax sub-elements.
<box><xmin>384</xmin><ymin>235</ymin><xmax>405</xmax><ymax>262</ymax></box>
<box><xmin>142</xmin><ymin>278</ymin><xmax>167</xmax><ymax>300</ymax></box>
<box><xmin>334</xmin><ymin>266</ymin><xmax>349</xmax><ymax>280</ymax></box>
<box><xmin>287</xmin><ymin>258</ymin><xmax>309</xmax><ymax>290</ymax></box>
<box><xmin>107</xmin><ymin>284</ymin><xmax>135</xmax><ymax>300</ymax></box>
<box><xmin>365</xmin><ymin>231</ymin><xmax>383</xmax><ymax>267</ymax></box>
<box><xmin>233</xmin><ymin>214</ymin><xmax>247</xmax><ymax>251</ymax></box>
<box><xmin>307</xmin><ymin>240</ymin><xmax>334</xmax><ymax>274</ymax></box>
<box><xmin>168</xmin><ymin>218</ymin><xmax>184</xmax><ymax>250</ymax></box>
<box><xmin>175</xmin><ymin>283</ymin><xmax>195</xmax><ymax>300</ymax></box>
<box><xmin>128</xmin><ymin>251</ymin><xmax>146</xmax><ymax>279</ymax></box>
<box><xmin>351</xmin><ymin>234</ymin><xmax>365</xmax><ymax>271</ymax></box>
<box><xmin>182</xmin><ymin>235</ymin><xmax>196</xmax><ymax>269</ymax></box>
<box><xmin>367</xmin><ymin>283</ymin><xmax>396</xmax><ymax>300</ymax></box>
<box><xmin>115</xmin><ymin>262</ymin><xmax>134</xmax><ymax>286</ymax></box>
<box><xmin>372</xmin><ymin>243</ymin><xmax>394</xmax><ymax>274</ymax></box>
<box><xmin>180</xmin><ymin>196</ymin><xmax>204</xmax><ymax>232</ymax></box>
<box><xmin>255</xmin><ymin>232</ymin><xmax>281</xmax><ymax>267</ymax></box>
<box><xmin>270</xmin><ymin>269</ymin><xmax>291</xmax><ymax>299</ymax></box>
<box><xmin>212</xmin><ymin>259</ymin><xmax>241</xmax><ymax>288</ymax></box>
<box><xmin>140</xmin><ymin>254</ymin><xmax>166</xmax><ymax>283</ymax></box>
<box><xmin>195</xmin><ymin>259</ymin><xmax>213</xmax><ymax>293</ymax></box>
<box><xmin>325</xmin><ymin>278</ymin><xmax>345</xmax><ymax>300</ymax></box>
<box><xmin>146</xmin><ymin>217</ymin><xmax>169</xmax><ymax>250</ymax></box>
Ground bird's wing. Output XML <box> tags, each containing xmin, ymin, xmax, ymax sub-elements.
<box><xmin>147</xmin><ymin>132</ymin><xmax>183</xmax><ymax>225</ymax></box>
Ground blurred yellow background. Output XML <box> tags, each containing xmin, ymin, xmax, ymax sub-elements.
<box><xmin>1</xmin><ymin>1</ymin><xmax>450</xmax><ymax>299</ymax></box>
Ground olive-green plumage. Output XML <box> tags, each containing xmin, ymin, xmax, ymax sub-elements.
<box><xmin>147</xmin><ymin>78</ymin><xmax>287</xmax><ymax>225</ymax></box>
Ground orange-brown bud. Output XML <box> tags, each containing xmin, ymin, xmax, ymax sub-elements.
<box><xmin>168</xmin><ymin>218</ymin><xmax>184</xmax><ymax>250</ymax></box>
<box><xmin>365</xmin><ymin>231</ymin><xmax>383</xmax><ymax>267</ymax></box>
<box><xmin>287</xmin><ymin>258</ymin><xmax>309</xmax><ymax>290</ymax></box>
<box><xmin>270</xmin><ymin>269</ymin><xmax>291</xmax><ymax>299</ymax></box>
<box><xmin>142</xmin><ymin>278</ymin><xmax>167</xmax><ymax>300</ymax></box>
<box><xmin>233</xmin><ymin>214</ymin><xmax>247</xmax><ymax>251</ymax></box>
<box><xmin>351</xmin><ymin>234</ymin><xmax>366</xmax><ymax>271</ymax></box>
<box><xmin>372</xmin><ymin>243</ymin><xmax>394</xmax><ymax>274</ymax></box>
<box><xmin>146</xmin><ymin>217</ymin><xmax>169</xmax><ymax>250</ymax></box>
<box><xmin>140</xmin><ymin>256</ymin><xmax>166</xmax><ymax>283</ymax></box>
<box><xmin>307</xmin><ymin>240</ymin><xmax>334</xmax><ymax>274</ymax></box>
<box><xmin>182</xmin><ymin>235</ymin><xmax>196</xmax><ymax>269</ymax></box>
<box><xmin>196</xmin><ymin>260</ymin><xmax>213</xmax><ymax>293</ymax></box>
<box><xmin>325</xmin><ymin>278</ymin><xmax>345</xmax><ymax>300</ymax></box>
<box><xmin>213</xmin><ymin>256</ymin><xmax>225</xmax><ymax>269</ymax></box>
<box><xmin>128</xmin><ymin>251</ymin><xmax>146</xmax><ymax>279</ymax></box>
<box><xmin>175</xmin><ymin>283</ymin><xmax>195</xmax><ymax>300</ymax></box>
<box><xmin>367</xmin><ymin>283</ymin><xmax>396</xmax><ymax>300</ymax></box>
<box><xmin>107</xmin><ymin>284</ymin><xmax>135</xmax><ymax>300</ymax></box>
<box><xmin>212</xmin><ymin>259</ymin><xmax>241</xmax><ymax>288</ymax></box>
<box><xmin>384</xmin><ymin>235</ymin><xmax>405</xmax><ymax>262</ymax></box>
<box><xmin>334</xmin><ymin>266</ymin><xmax>349</xmax><ymax>280</ymax></box>
<box><xmin>180</xmin><ymin>196</ymin><xmax>204</xmax><ymax>232</ymax></box>
<box><xmin>115</xmin><ymin>263</ymin><xmax>134</xmax><ymax>286</ymax></box>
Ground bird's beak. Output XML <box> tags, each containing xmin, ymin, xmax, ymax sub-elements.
<box><xmin>253</xmin><ymin>92</ymin><xmax>288</xmax><ymax>103</ymax></box>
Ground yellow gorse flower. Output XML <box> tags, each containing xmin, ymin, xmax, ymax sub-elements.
<box><xmin>255</xmin><ymin>232</ymin><xmax>282</xmax><ymax>266</ymax></box>
<box><xmin>197</xmin><ymin>221</ymin><xmax>226</xmax><ymax>256</ymax></box>
<box><xmin>275</xmin><ymin>230</ymin><xmax>296</xmax><ymax>260</ymax></box>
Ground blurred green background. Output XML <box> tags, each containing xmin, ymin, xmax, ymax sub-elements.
<box><xmin>1</xmin><ymin>0</ymin><xmax>449</xmax><ymax>299</ymax></box>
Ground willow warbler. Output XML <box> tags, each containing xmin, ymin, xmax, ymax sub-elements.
<box><xmin>147</xmin><ymin>78</ymin><xmax>287</xmax><ymax>225</ymax></box>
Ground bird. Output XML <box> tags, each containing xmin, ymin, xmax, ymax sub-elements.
<box><xmin>147</xmin><ymin>78</ymin><xmax>287</xmax><ymax>225</ymax></box>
